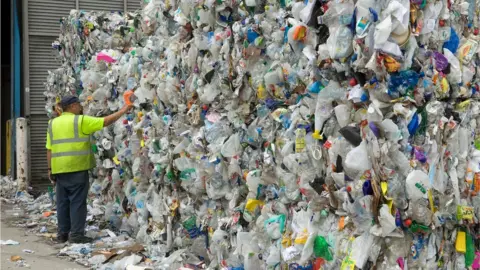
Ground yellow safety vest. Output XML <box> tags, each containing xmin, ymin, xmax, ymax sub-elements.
<box><xmin>49</xmin><ymin>114</ymin><xmax>95</xmax><ymax>174</ymax></box>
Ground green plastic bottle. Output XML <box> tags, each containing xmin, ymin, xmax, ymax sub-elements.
<box><xmin>466</xmin><ymin>233</ymin><xmax>475</xmax><ymax>267</ymax></box>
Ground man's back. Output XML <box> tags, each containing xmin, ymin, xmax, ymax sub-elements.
<box><xmin>46</xmin><ymin>112</ymin><xmax>103</xmax><ymax>174</ymax></box>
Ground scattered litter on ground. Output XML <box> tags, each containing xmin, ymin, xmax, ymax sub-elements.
<box><xmin>10</xmin><ymin>255</ymin><xmax>23</xmax><ymax>262</ymax></box>
<box><xmin>1</xmin><ymin>240</ymin><xmax>20</xmax><ymax>246</ymax></box>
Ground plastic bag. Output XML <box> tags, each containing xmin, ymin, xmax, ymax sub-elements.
<box><xmin>345</xmin><ymin>141</ymin><xmax>371</xmax><ymax>171</ymax></box>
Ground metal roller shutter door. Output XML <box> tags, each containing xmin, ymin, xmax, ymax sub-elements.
<box><xmin>127</xmin><ymin>0</ymin><xmax>142</xmax><ymax>11</ymax></box>
<box><xmin>28</xmin><ymin>36</ymin><xmax>60</xmax><ymax>188</ymax></box>
<box><xmin>27</xmin><ymin>0</ymin><xmax>75</xmax><ymax>188</ymax></box>
<box><xmin>29</xmin><ymin>36</ymin><xmax>60</xmax><ymax>114</ymax></box>
<box><xmin>29</xmin><ymin>115</ymin><xmax>50</xmax><ymax>189</ymax></box>
<box><xmin>28</xmin><ymin>0</ymin><xmax>75</xmax><ymax>36</ymax></box>
<box><xmin>79</xmin><ymin>0</ymin><xmax>124</xmax><ymax>11</ymax></box>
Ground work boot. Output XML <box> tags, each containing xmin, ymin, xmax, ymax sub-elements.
<box><xmin>56</xmin><ymin>233</ymin><xmax>69</xmax><ymax>243</ymax></box>
<box><xmin>69</xmin><ymin>235</ymin><xmax>93</xmax><ymax>244</ymax></box>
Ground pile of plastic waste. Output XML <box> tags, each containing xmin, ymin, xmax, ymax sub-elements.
<box><xmin>1</xmin><ymin>176</ymin><xmax>17</xmax><ymax>198</ymax></box>
<box><xmin>1</xmin><ymin>178</ymin><xmax>154</xmax><ymax>269</ymax></box>
<box><xmin>42</xmin><ymin>0</ymin><xmax>480</xmax><ymax>268</ymax></box>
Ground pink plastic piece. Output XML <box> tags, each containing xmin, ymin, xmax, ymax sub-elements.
<box><xmin>396</xmin><ymin>257</ymin><xmax>404</xmax><ymax>270</ymax></box>
<box><xmin>472</xmin><ymin>252</ymin><xmax>480</xmax><ymax>269</ymax></box>
<box><xmin>96</xmin><ymin>52</ymin><xmax>116</xmax><ymax>63</ymax></box>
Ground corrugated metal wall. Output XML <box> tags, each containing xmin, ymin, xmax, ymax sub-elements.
<box><xmin>25</xmin><ymin>0</ymin><xmax>142</xmax><ymax>189</ymax></box>
<box><xmin>127</xmin><ymin>0</ymin><xmax>142</xmax><ymax>11</ymax></box>
<box><xmin>79</xmin><ymin>0</ymin><xmax>124</xmax><ymax>12</ymax></box>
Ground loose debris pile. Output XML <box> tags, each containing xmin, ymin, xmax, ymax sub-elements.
<box><xmin>1</xmin><ymin>176</ymin><xmax>153</xmax><ymax>269</ymax></box>
<box><xmin>36</xmin><ymin>0</ymin><xmax>480</xmax><ymax>268</ymax></box>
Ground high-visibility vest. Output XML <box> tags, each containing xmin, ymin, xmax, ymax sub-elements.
<box><xmin>49</xmin><ymin>113</ymin><xmax>94</xmax><ymax>174</ymax></box>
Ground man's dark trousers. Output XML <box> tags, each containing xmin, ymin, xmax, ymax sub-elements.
<box><xmin>55</xmin><ymin>170</ymin><xmax>89</xmax><ymax>238</ymax></box>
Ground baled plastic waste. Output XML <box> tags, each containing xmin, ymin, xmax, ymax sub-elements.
<box><xmin>37</xmin><ymin>0</ymin><xmax>480</xmax><ymax>268</ymax></box>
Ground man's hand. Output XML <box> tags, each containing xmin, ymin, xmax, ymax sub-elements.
<box><xmin>48</xmin><ymin>170</ymin><xmax>56</xmax><ymax>185</ymax></box>
<box><xmin>123</xmin><ymin>90</ymin><xmax>135</xmax><ymax>107</ymax></box>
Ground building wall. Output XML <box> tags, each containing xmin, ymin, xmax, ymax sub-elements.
<box><xmin>0</xmin><ymin>0</ymin><xmax>12</xmax><ymax>175</ymax></box>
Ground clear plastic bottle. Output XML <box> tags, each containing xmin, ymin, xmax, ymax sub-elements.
<box><xmin>388</xmin><ymin>174</ymin><xmax>408</xmax><ymax>210</ymax></box>
<box><xmin>406</xmin><ymin>199</ymin><xmax>432</xmax><ymax>226</ymax></box>
<box><xmin>129</xmin><ymin>134</ymin><xmax>141</xmax><ymax>155</ymax></box>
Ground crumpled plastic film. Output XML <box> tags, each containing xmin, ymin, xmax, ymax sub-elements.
<box><xmin>0</xmin><ymin>176</ymin><xmax>17</xmax><ymax>198</ymax></box>
<box><xmin>42</xmin><ymin>0</ymin><xmax>480</xmax><ymax>268</ymax></box>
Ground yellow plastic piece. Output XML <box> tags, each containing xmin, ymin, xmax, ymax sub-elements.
<box><xmin>112</xmin><ymin>156</ymin><xmax>120</xmax><ymax>165</ymax></box>
<box><xmin>312</xmin><ymin>130</ymin><xmax>323</xmax><ymax>140</ymax></box>
<box><xmin>384</xmin><ymin>55</ymin><xmax>401</xmax><ymax>72</ymax></box>
<box><xmin>257</xmin><ymin>84</ymin><xmax>267</xmax><ymax>100</ymax></box>
<box><xmin>458</xmin><ymin>205</ymin><xmax>474</xmax><ymax>221</ymax></box>
<box><xmin>456</xmin><ymin>99</ymin><xmax>471</xmax><ymax>111</ymax></box>
<box><xmin>380</xmin><ymin>182</ymin><xmax>388</xmax><ymax>195</ymax></box>
<box><xmin>456</xmin><ymin>231</ymin><xmax>467</xmax><ymax>253</ymax></box>
<box><xmin>294</xmin><ymin>229</ymin><xmax>309</xmax><ymax>244</ymax></box>
<box><xmin>281</xmin><ymin>234</ymin><xmax>292</xmax><ymax>248</ymax></box>
<box><xmin>85</xmin><ymin>22</ymin><xmax>94</xmax><ymax>30</ymax></box>
<box><xmin>245</xmin><ymin>199</ymin><xmax>264</xmax><ymax>212</ymax></box>
<box><xmin>440</xmin><ymin>77</ymin><xmax>449</xmax><ymax>93</ymax></box>
<box><xmin>428</xmin><ymin>189</ymin><xmax>436</xmax><ymax>213</ymax></box>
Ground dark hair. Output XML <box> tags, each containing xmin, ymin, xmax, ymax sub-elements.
<box><xmin>62</xmin><ymin>103</ymin><xmax>76</xmax><ymax>112</ymax></box>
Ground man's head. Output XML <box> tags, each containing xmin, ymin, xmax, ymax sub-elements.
<box><xmin>60</xmin><ymin>96</ymin><xmax>83</xmax><ymax>115</ymax></box>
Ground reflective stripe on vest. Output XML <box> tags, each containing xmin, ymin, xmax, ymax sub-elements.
<box><xmin>51</xmin><ymin>150</ymin><xmax>91</xmax><ymax>158</ymax></box>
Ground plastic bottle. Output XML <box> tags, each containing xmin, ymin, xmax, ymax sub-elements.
<box><xmin>129</xmin><ymin>134</ymin><xmax>141</xmax><ymax>155</ymax></box>
<box><xmin>312</xmin><ymin>96</ymin><xmax>333</xmax><ymax>139</ymax></box>
<box><xmin>406</xmin><ymin>199</ymin><xmax>432</xmax><ymax>226</ymax></box>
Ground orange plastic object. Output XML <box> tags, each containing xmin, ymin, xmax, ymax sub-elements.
<box><xmin>384</xmin><ymin>56</ymin><xmax>401</xmax><ymax>73</ymax></box>
<box><xmin>338</xmin><ymin>216</ymin><xmax>345</xmax><ymax>231</ymax></box>
<box><xmin>293</xmin><ymin>25</ymin><xmax>307</xmax><ymax>41</ymax></box>
<box><xmin>124</xmin><ymin>90</ymin><xmax>134</xmax><ymax>106</ymax></box>
<box><xmin>475</xmin><ymin>173</ymin><xmax>480</xmax><ymax>193</ymax></box>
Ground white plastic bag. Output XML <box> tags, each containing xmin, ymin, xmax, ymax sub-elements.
<box><xmin>345</xmin><ymin>141</ymin><xmax>371</xmax><ymax>171</ymax></box>
<box><xmin>350</xmin><ymin>232</ymin><xmax>374</xmax><ymax>268</ymax></box>
<box><xmin>221</xmin><ymin>133</ymin><xmax>242</xmax><ymax>157</ymax></box>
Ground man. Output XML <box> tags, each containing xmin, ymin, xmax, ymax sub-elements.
<box><xmin>46</xmin><ymin>95</ymin><xmax>132</xmax><ymax>243</ymax></box>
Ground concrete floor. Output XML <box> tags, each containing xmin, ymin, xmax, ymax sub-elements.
<box><xmin>1</xmin><ymin>206</ymin><xmax>85</xmax><ymax>269</ymax></box>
